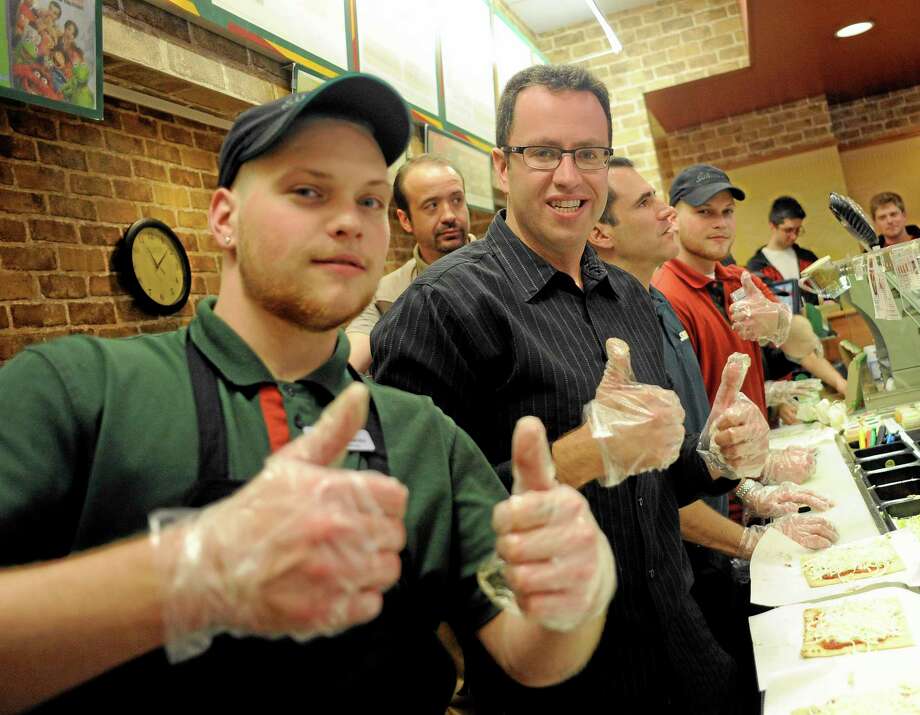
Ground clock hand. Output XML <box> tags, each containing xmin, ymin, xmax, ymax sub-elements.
<box><xmin>155</xmin><ymin>251</ymin><xmax>168</xmax><ymax>270</ymax></box>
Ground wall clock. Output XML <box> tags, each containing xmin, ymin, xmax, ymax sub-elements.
<box><xmin>118</xmin><ymin>218</ymin><xmax>192</xmax><ymax>315</ymax></box>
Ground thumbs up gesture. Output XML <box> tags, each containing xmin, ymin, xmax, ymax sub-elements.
<box><xmin>698</xmin><ymin>353</ymin><xmax>770</xmax><ymax>480</ymax></box>
<box><xmin>729</xmin><ymin>271</ymin><xmax>792</xmax><ymax>345</ymax></box>
<box><xmin>151</xmin><ymin>383</ymin><xmax>409</xmax><ymax>662</ymax></box>
<box><xmin>492</xmin><ymin>417</ymin><xmax>616</xmax><ymax>631</ymax></box>
<box><xmin>585</xmin><ymin>338</ymin><xmax>685</xmax><ymax>486</ymax></box>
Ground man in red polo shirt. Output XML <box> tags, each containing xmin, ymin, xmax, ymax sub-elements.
<box><xmin>652</xmin><ymin>165</ymin><xmax>817</xmax><ymax>418</ymax></box>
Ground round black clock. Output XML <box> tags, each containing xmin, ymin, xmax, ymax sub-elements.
<box><xmin>118</xmin><ymin>218</ymin><xmax>192</xmax><ymax>315</ymax></box>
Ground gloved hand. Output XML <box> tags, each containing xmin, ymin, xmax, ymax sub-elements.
<box><xmin>762</xmin><ymin>446</ymin><xmax>817</xmax><ymax>485</ymax></box>
<box><xmin>492</xmin><ymin>416</ymin><xmax>616</xmax><ymax>631</ymax></box>
<box><xmin>765</xmin><ymin>379</ymin><xmax>823</xmax><ymax>407</ymax></box>
<box><xmin>737</xmin><ymin>513</ymin><xmax>839</xmax><ymax>559</ymax></box>
<box><xmin>149</xmin><ymin>383</ymin><xmax>409</xmax><ymax>663</ymax></box>
<box><xmin>739</xmin><ymin>480</ymin><xmax>834</xmax><ymax>518</ymax></box>
<box><xmin>729</xmin><ymin>271</ymin><xmax>792</xmax><ymax>346</ymax></box>
<box><xmin>584</xmin><ymin>337</ymin><xmax>685</xmax><ymax>486</ymax></box>
<box><xmin>698</xmin><ymin>353</ymin><xmax>769</xmax><ymax>479</ymax></box>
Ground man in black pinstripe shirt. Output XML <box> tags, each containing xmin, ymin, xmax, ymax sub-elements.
<box><xmin>372</xmin><ymin>65</ymin><xmax>744</xmax><ymax>713</ymax></box>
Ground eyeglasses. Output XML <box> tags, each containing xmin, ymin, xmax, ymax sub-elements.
<box><xmin>502</xmin><ymin>145</ymin><xmax>613</xmax><ymax>171</ymax></box>
<box><xmin>779</xmin><ymin>224</ymin><xmax>806</xmax><ymax>237</ymax></box>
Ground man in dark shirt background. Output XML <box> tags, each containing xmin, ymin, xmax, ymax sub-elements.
<box><xmin>372</xmin><ymin>64</ymin><xmax>760</xmax><ymax>713</ymax></box>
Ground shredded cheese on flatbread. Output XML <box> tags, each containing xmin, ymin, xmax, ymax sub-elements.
<box><xmin>801</xmin><ymin>597</ymin><xmax>912</xmax><ymax>658</ymax></box>
<box><xmin>801</xmin><ymin>537</ymin><xmax>903</xmax><ymax>587</ymax></box>
<box><xmin>791</xmin><ymin>682</ymin><xmax>920</xmax><ymax>714</ymax></box>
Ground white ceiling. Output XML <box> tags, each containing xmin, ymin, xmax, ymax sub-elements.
<box><xmin>506</xmin><ymin>0</ymin><xmax>654</xmax><ymax>35</ymax></box>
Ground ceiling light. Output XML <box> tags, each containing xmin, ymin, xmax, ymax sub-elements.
<box><xmin>835</xmin><ymin>21</ymin><xmax>874</xmax><ymax>38</ymax></box>
<box><xmin>584</xmin><ymin>0</ymin><xmax>623</xmax><ymax>54</ymax></box>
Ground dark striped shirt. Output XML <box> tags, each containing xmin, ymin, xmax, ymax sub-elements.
<box><xmin>372</xmin><ymin>211</ymin><xmax>735</xmax><ymax>712</ymax></box>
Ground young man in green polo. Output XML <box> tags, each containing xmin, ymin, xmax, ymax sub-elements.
<box><xmin>0</xmin><ymin>74</ymin><xmax>614</xmax><ymax>712</ymax></box>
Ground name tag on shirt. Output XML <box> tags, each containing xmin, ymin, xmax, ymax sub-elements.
<box><xmin>302</xmin><ymin>426</ymin><xmax>376</xmax><ymax>452</ymax></box>
<box><xmin>679</xmin><ymin>330</ymin><xmax>690</xmax><ymax>342</ymax></box>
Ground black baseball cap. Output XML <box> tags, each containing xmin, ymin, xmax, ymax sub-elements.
<box><xmin>669</xmin><ymin>164</ymin><xmax>746</xmax><ymax>207</ymax></box>
<box><xmin>218</xmin><ymin>73</ymin><xmax>411</xmax><ymax>188</ymax></box>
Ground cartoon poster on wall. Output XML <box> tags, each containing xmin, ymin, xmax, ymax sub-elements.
<box><xmin>0</xmin><ymin>0</ymin><xmax>102</xmax><ymax>119</ymax></box>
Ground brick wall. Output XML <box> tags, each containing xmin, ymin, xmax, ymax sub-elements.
<box><xmin>830</xmin><ymin>84</ymin><xmax>920</xmax><ymax>151</ymax></box>
<box><xmin>659</xmin><ymin>95</ymin><xmax>836</xmax><ymax>180</ymax></box>
<box><xmin>385</xmin><ymin>207</ymin><xmax>494</xmax><ymax>273</ymax></box>
<box><xmin>0</xmin><ymin>96</ymin><xmax>225</xmax><ymax>362</ymax></box>
<box><xmin>537</xmin><ymin>0</ymin><xmax>748</xmax><ymax>188</ymax></box>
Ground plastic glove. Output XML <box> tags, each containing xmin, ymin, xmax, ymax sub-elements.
<box><xmin>762</xmin><ymin>446</ymin><xmax>817</xmax><ymax>485</ymax></box>
<box><xmin>584</xmin><ymin>337</ymin><xmax>685</xmax><ymax>486</ymax></box>
<box><xmin>765</xmin><ymin>379</ymin><xmax>823</xmax><ymax>407</ymax></box>
<box><xmin>488</xmin><ymin>417</ymin><xmax>616</xmax><ymax>631</ymax></box>
<box><xmin>698</xmin><ymin>353</ymin><xmax>769</xmax><ymax>479</ymax></box>
<box><xmin>149</xmin><ymin>383</ymin><xmax>409</xmax><ymax>663</ymax></box>
<box><xmin>729</xmin><ymin>271</ymin><xmax>792</xmax><ymax>346</ymax></box>
<box><xmin>739</xmin><ymin>480</ymin><xmax>834</xmax><ymax>519</ymax></box>
<box><xmin>737</xmin><ymin>513</ymin><xmax>839</xmax><ymax>559</ymax></box>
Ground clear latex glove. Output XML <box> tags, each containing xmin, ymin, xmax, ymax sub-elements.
<box><xmin>483</xmin><ymin>417</ymin><xmax>616</xmax><ymax>631</ymax></box>
<box><xmin>737</xmin><ymin>513</ymin><xmax>839</xmax><ymax>559</ymax></box>
<box><xmin>698</xmin><ymin>353</ymin><xmax>769</xmax><ymax>479</ymax></box>
<box><xmin>729</xmin><ymin>271</ymin><xmax>792</xmax><ymax>346</ymax></box>
<box><xmin>740</xmin><ymin>480</ymin><xmax>834</xmax><ymax>519</ymax></box>
<box><xmin>762</xmin><ymin>446</ymin><xmax>817</xmax><ymax>485</ymax></box>
<box><xmin>584</xmin><ymin>337</ymin><xmax>685</xmax><ymax>486</ymax></box>
<box><xmin>765</xmin><ymin>379</ymin><xmax>823</xmax><ymax>407</ymax></box>
<box><xmin>149</xmin><ymin>383</ymin><xmax>409</xmax><ymax>663</ymax></box>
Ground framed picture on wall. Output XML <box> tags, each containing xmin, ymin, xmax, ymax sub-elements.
<box><xmin>0</xmin><ymin>0</ymin><xmax>103</xmax><ymax>120</ymax></box>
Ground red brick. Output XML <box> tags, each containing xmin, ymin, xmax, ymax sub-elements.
<box><xmin>0</xmin><ymin>164</ymin><xmax>13</xmax><ymax>185</ymax></box>
<box><xmin>139</xmin><ymin>106</ymin><xmax>175</xmax><ymax>123</ymax></box>
<box><xmin>39</xmin><ymin>275</ymin><xmax>87</xmax><ymax>298</ymax></box>
<box><xmin>11</xmin><ymin>303</ymin><xmax>68</xmax><ymax>328</ymax></box>
<box><xmin>171</xmin><ymin>230</ymin><xmax>195</xmax><ymax>252</ymax></box>
<box><xmin>70</xmin><ymin>174</ymin><xmax>113</xmax><ymax>198</ymax></box>
<box><xmin>0</xmin><ymin>189</ymin><xmax>46</xmax><ymax>214</ymax></box>
<box><xmin>112</xmin><ymin>179</ymin><xmax>153</xmax><ymax>203</ymax></box>
<box><xmin>30</xmin><ymin>219</ymin><xmax>78</xmax><ymax>244</ymax></box>
<box><xmin>146</xmin><ymin>141</ymin><xmax>181</xmax><ymax>164</ymax></box>
<box><xmin>189</xmin><ymin>189</ymin><xmax>211</xmax><ymax>210</ymax></box>
<box><xmin>94</xmin><ymin>325</ymin><xmax>139</xmax><ymax>338</ymax></box>
<box><xmin>193</xmin><ymin>131</ymin><xmax>223</xmax><ymax>152</ymax></box>
<box><xmin>114</xmin><ymin>296</ymin><xmax>151</xmax><ymax>322</ymax></box>
<box><xmin>0</xmin><ymin>217</ymin><xmax>27</xmax><ymax>242</ymax></box>
<box><xmin>48</xmin><ymin>194</ymin><xmax>96</xmax><ymax>220</ymax></box>
<box><xmin>119</xmin><ymin>112</ymin><xmax>159</xmax><ymax>139</ymax></box>
<box><xmin>0</xmin><ymin>333</ymin><xmax>68</xmax><ymax>361</ymax></box>
<box><xmin>140</xmin><ymin>318</ymin><xmax>183</xmax><ymax>334</ymax></box>
<box><xmin>153</xmin><ymin>184</ymin><xmax>190</xmax><ymax>208</ymax></box>
<box><xmin>59</xmin><ymin>122</ymin><xmax>105</xmax><ymax>147</ymax></box>
<box><xmin>0</xmin><ymin>271</ymin><xmax>37</xmax><ymax>299</ymax></box>
<box><xmin>191</xmin><ymin>275</ymin><xmax>206</xmax><ymax>294</ymax></box>
<box><xmin>145</xmin><ymin>207</ymin><xmax>177</xmax><ymax>225</ymax></box>
<box><xmin>133</xmin><ymin>158</ymin><xmax>167</xmax><ymax>181</ymax></box>
<box><xmin>177</xmin><ymin>210</ymin><xmax>208</xmax><ymax>229</ymax></box>
<box><xmin>201</xmin><ymin>172</ymin><xmax>218</xmax><ymax>190</ymax></box>
<box><xmin>105</xmin><ymin>131</ymin><xmax>146</xmax><ymax>156</ymax></box>
<box><xmin>0</xmin><ymin>308</ymin><xmax>7</xmax><ymax>329</ymax></box>
<box><xmin>37</xmin><ymin>141</ymin><xmax>87</xmax><ymax>170</ymax></box>
<box><xmin>89</xmin><ymin>274</ymin><xmax>122</xmax><ymax>296</ymax></box>
<box><xmin>204</xmin><ymin>274</ymin><xmax>221</xmax><ymax>294</ymax></box>
<box><xmin>0</xmin><ymin>134</ymin><xmax>36</xmax><ymax>160</ymax></box>
<box><xmin>181</xmin><ymin>147</ymin><xmax>216</xmax><ymax>171</ymax></box>
<box><xmin>58</xmin><ymin>247</ymin><xmax>106</xmax><ymax>272</ymax></box>
<box><xmin>68</xmin><ymin>300</ymin><xmax>116</xmax><ymax>325</ymax></box>
<box><xmin>96</xmin><ymin>199</ymin><xmax>139</xmax><ymax>224</ymax></box>
<box><xmin>7</xmin><ymin>110</ymin><xmax>57</xmax><ymax>140</ymax></box>
<box><xmin>162</xmin><ymin>124</ymin><xmax>194</xmax><ymax>146</ymax></box>
<box><xmin>189</xmin><ymin>254</ymin><xmax>217</xmax><ymax>272</ymax></box>
<box><xmin>80</xmin><ymin>224</ymin><xmax>123</xmax><ymax>246</ymax></box>
<box><xmin>87</xmin><ymin>151</ymin><xmax>133</xmax><ymax>177</ymax></box>
<box><xmin>170</xmin><ymin>166</ymin><xmax>201</xmax><ymax>187</ymax></box>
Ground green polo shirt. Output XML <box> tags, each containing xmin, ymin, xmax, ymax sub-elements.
<box><xmin>0</xmin><ymin>297</ymin><xmax>504</xmax><ymax>637</ymax></box>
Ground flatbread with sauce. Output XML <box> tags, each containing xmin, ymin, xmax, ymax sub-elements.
<box><xmin>790</xmin><ymin>682</ymin><xmax>920</xmax><ymax>714</ymax></box>
<box><xmin>801</xmin><ymin>537</ymin><xmax>905</xmax><ymax>587</ymax></box>
<box><xmin>801</xmin><ymin>597</ymin><xmax>913</xmax><ymax>658</ymax></box>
